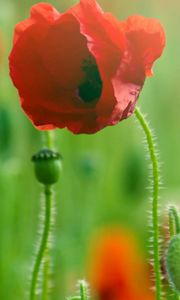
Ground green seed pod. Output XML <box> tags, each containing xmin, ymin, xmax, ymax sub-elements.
<box><xmin>166</xmin><ymin>234</ymin><xmax>180</xmax><ymax>293</ymax></box>
<box><xmin>32</xmin><ymin>148</ymin><xmax>62</xmax><ymax>185</ymax></box>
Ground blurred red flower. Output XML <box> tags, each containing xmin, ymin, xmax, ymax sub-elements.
<box><xmin>88</xmin><ymin>228</ymin><xmax>155</xmax><ymax>300</ymax></box>
<box><xmin>9</xmin><ymin>0</ymin><xmax>165</xmax><ymax>134</ymax></box>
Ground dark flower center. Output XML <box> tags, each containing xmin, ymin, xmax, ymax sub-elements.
<box><xmin>78</xmin><ymin>56</ymin><xmax>102</xmax><ymax>103</ymax></box>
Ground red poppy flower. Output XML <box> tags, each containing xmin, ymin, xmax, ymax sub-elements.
<box><xmin>9</xmin><ymin>1</ymin><xmax>165</xmax><ymax>134</ymax></box>
<box><xmin>88</xmin><ymin>228</ymin><xmax>155</xmax><ymax>300</ymax></box>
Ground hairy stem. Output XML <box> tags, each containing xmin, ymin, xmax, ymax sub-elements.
<box><xmin>42</xmin><ymin>250</ymin><xmax>50</xmax><ymax>300</ymax></box>
<box><xmin>168</xmin><ymin>206</ymin><xmax>180</xmax><ymax>300</ymax></box>
<box><xmin>30</xmin><ymin>185</ymin><xmax>52</xmax><ymax>300</ymax></box>
<box><xmin>42</xmin><ymin>130</ymin><xmax>54</xmax><ymax>299</ymax></box>
<box><xmin>168</xmin><ymin>206</ymin><xmax>180</xmax><ymax>235</ymax></box>
<box><xmin>135</xmin><ymin>107</ymin><xmax>162</xmax><ymax>300</ymax></box>
<box><xmin>79</xmin><ymin>281</ymin><xmax>88</xmax><ymax>300</ymax></box>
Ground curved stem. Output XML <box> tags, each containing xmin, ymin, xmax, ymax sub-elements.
<box><xmin>30</xmin><ymin>185</ymin><xmax>52</xmax><ymax>300</ymax></box>
<box><xmin>168</xmin><ymin>206</ymin><xmax>180</xmax><ymax>235</ymax></box>
<box><xmin>135</xmin><ymin>107</ymin><xmax>162</xmax><ymax>300</ymax></box>
<box><xmin>169</xmin><ymin>209</ymin><xmax>176</xmax><ymax>237</ymax></box>
<box><xmin>168</xmin><ymin>206</ymin><xmax>180</xmax><ymax>300</ymax></box>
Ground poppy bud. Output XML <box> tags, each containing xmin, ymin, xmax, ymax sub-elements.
<box><xmin>32</xmin><ymin>148</ymin><xmax>62</xmax><ymax>185</ymax></box>
<box><xmin>165</xmin><ymin>234</ymin><xmax>180</xmax><ymax>293</ymax></box>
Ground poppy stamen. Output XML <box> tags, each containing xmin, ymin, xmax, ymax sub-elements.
<box><xmin>78</xmin><ymin>56</ymin><xmax>102</xmax><ymax>103</ymax></box>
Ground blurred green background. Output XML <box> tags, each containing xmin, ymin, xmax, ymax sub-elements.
<box><xmin>0</xmin><ymin>0</ymin><xmax>179</xmax><ymax>299</ymax></box>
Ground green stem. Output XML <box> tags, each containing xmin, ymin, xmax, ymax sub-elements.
<box><xmin>135</xmin><ymin>107</ymin><xmax>162</xmax><ymax>300</ymax></box>
<box><xmin>44</xmin><ymin>131</ymin><xmax>54</xmax><ymax>149</ymax></box>
<box><xmin>169</xmin><ymin>210</ymin><xmax>176</xmax><ymax>237</ymax></box>
<box><xmin>168</xmin><ymin>206</ymin><xmax>180</xmax><ymax>300</ymax></box>
<box><xmin>79</xmin><ymin>281</ymin><xmax>88</xmax><ymax>300</ymax></box>
<box><xmin>42</xmin><ymin>130</ymin><xmax>54</xmax><ymax>299</ymax></box>
<box><xmin>168</xmin><ymin>206</ymin><xmax>180</xmax><ymax>235</ymax></box>
<box><xmin>30</xmin><ymin>185</ymin><xmax>52</xmax><ymax>300</ymax></box>
<box><xmin>42</xmin><ymin>250</ymin><xmax>50</xmax><ymax>300</ymax></box>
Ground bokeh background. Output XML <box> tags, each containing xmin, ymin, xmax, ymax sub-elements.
<box><xmin>0</xmin><ymin>0</ymin><xmax>179</xmax><ymax>299</ymax></box>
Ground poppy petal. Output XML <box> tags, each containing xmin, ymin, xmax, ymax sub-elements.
<box><xmin>13</xmin><ymin>3</ymin><xmax>59</xmax><ymax>45</ymax></box>
<box><xmin>69</xmin><ymin>0</ymin><xmax>126</xmax><ymax>116</ymax></box>
<box><xmin>30</xmin><ymin>3</ymin><xmax>60</xmax><ymax>23</ymax></box>
<box><xmin>69</xmin><ymin>0</ymin><xmax>126</xmax><ymax>75</ymax></box>
<box><xmin>121</xmin><ymin>15</ymin><xmax>166</xmax><ymax>79</ymax></box>
<box><xmin>40</xmin><ymin>14</ymin><xmax>90</xmax><ymax>89</ymax></box>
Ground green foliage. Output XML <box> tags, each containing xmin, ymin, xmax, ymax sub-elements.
<box><xmin>0</xmin><ymin>1</ymin><xmax>179</xmax><ymax>300</ymax></box>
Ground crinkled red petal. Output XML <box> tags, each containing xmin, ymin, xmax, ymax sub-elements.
<box><xmin>40</xmin><ymin>14</ymin><xmax>90</xmax><ymax>89</ymax></box>
<box><xmin>13</xmin><ymin>3</ymin><xmax>59</xmax><ymax>45</ymax></box>
<box><xmin>69</xmin><ymin>0</ymin><xmax>126</xmax><ymax>113</ymax></box>
<box><xmin>121</xmin><ymin>15</ymin><xmax>166</xmax><ymax>79</ymax></box>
